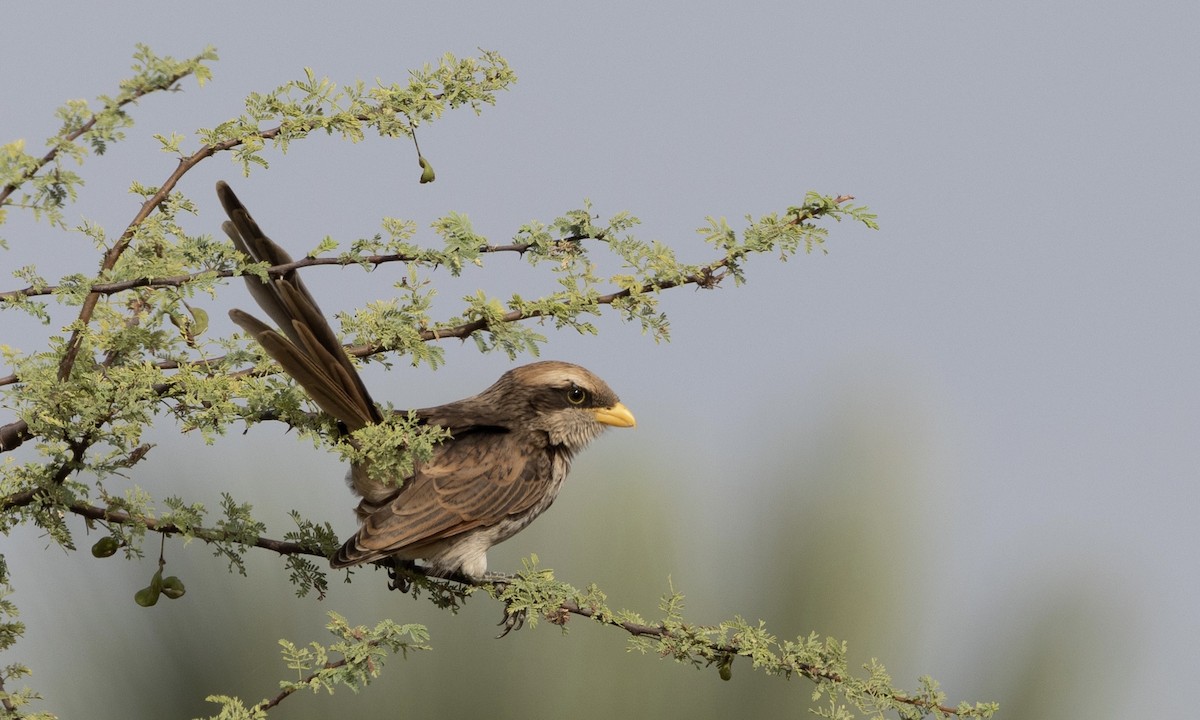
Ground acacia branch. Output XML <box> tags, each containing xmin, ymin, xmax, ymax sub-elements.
<box><xmin>0</xmin><ymin>67</ymin><xmax>199</xmax><ymax>207</ymax></box>
<box><xmin>556</xmin><ymin>599</ymin><xmax>959</xmax><ymax>716</ymax></box>
<box><xmin>0</xmin><ymin>488</ymin><xmax>307</xmax><ymax>555</ymax></box>
<box><xmin>0</xmin><ymin>248</ymin><xmax>734</xmax><ymax>451</ymax></box>
<box><xmin>52</xmin><ymin>106</ymin><xmax>433</xmax><ymax>382</ymax></box>
<box><xmin>55</xmin><ymin>126</ymin><xmax>269</xmax><ymax>381</ymax></box>
<box><xmin>256</xmin><ymin>657</ymin><xmax>352</xmax><ymax>713</ymax></box>
<box><xmin>0</xmin><ymin>243</ymin><xmax>537</xmax><ymax>303</ymax></box>
<box><xmin>1</xmin><ymin>479</ymin><xmax>972</xmax><ymax>717</ymax></box>
<box><xmin>0</xmin><ymin>675</ymin><xmax>16</xmax><ymax>714</ymax></box>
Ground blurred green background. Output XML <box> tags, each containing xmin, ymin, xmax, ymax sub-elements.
<box><xmin>3</xmin><ymin>1</ymin><xmax>1195</xmax><ymax>717</ymax></box>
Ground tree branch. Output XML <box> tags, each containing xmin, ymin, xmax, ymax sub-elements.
<box><xmin>556</xmin><ymin>598</ymin><xmax>959</xmax><ymax>716</ymax></box>
<box><xmin>0</xmin><ymin>488</ymin><xmax>307</xmax><ymax>555</ymax></box>
<box><xmin>0</xmin><ymin>674</ymin><xmax>17</xmax><ymax>714</ymax></box>
<box><xmin>50</xmin><ymin>489</ymin><xmax>970</xmax><ymax>715</ymax></box>
<box><xmin>0</xmin><ymin>244</ymin><xmax>537</xmax><ymax>303</ymax></box>
<box><xmin>2</xmin><ymin>475</ymin><xmax>980</xmax><ymax>717</ymax></box>
<box><xmin>256</xmin><ymin>657</ymin><xmax>352</xmax><ymax>713</ymax></box>
<box><xmin>0</xmin><ymin>241</ymin><xmax>737</xmax><ymax>451</ymax></box>
<box><xmin>0</xmin><ymin>67</ymin><xmax>200</xmax><ymax>207</ymax></box>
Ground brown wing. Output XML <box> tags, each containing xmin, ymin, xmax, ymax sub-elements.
<box><xmin>330</xmin><ymin>428</ymin><xmax>555</xmax><ymax>567</ymax></box>
<box><xmin>218</xmin><ymin>181</ymin><xmax>381</xmax><ymax>431</ymax></box>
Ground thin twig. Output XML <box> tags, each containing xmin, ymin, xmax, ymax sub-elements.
<box><xmin>0</xmin><ymin>674</ymin><xmax>16</xmax><ymax>714</ymax></box>
<box><xmin>256</xmin><ymin>657</ymin><xmax>352</xmax><ymax>712</ymax></box>
<box><xmin>0</xmin><ymin>243</ymin><xmax>537</xmax><ymax>303</ymax></box>
<box><xmin>0</xmin><ymin>489</ymin><xmax>307</xmax><ymax>555</ymax></box>
<box><xmin>557</xmin><ymin>598</ymin><xmax>959</xmax><ymax>716</ymax></box>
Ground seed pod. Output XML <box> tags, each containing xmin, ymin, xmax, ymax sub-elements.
<box><xmin>187</xmin><ymin>306</ymin><xmax>209</xmax><ymax>337</ymax></box>
<box><xmin>161</xmin><ymin>576</ymin><xmax>186</xmax><ymax>600</ymax></box>
<box><xmin>419</xmin><ymin>155</ymin><xmax>435</xmax><ymax>184</ymax></box>
<box><xmin>91</xmin><ymin>536</ymin><xmax>119</xmax><ymax>558</ymax></box>
<box><xmin>718</xmin><ymin>653</ymin><xmax>734</xmax><ymax>681</ymax></box>
<box><xmin>134</xmin><ymin>586</ymin><xmax>160</xmax><ymax>607</ymax></box>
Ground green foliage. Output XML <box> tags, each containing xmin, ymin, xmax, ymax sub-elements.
<box><xmin>277</xmin><ymin>612</ymin><xmax>430</xmax><ymax>686</ymax></box>
<box><xmin>0</xmin><ymin>581</ymin><xmax>54</xmax><ymax>720</ymax></box>
<box><xmin>198</xmin><ymin>613</ymin><xmax>429</xmax><ymax>720</ymax></box>
<box><xmin>338</xmin><ymin>294</ymin><xmax>446</xmax><ymax>370</ymax></box>
<box><xmin>334</xmin><ymin>411</ymin><xmax>450</xmax><ymax>487</ymax></box>
<box><xmin>282</xmin><ymin>510</ymin><xmax>341</xmax><ymax>599</ymax></box>
<box><xmin>196</xmin><ymin>52</ymin><xmax>514</xmax><ymax>175</ymax></box>
<box><xmin>491</xmin><ymin>559</ymin><xmax>999</xmax><ymax>720</ymax></box>
<box><xmin>0</xmin><ymin>44</ymin><xmax>216</xmax><ymax>230</ymax></box>
<box><xmin>194</xmin><ymin>695</ymin><xmax>266</xmax><ymax>720</ymax></box>
<box><xmin>210</xmin><ymin>493</ymin><xmax>267</xmax><ymax>575</ymax></box>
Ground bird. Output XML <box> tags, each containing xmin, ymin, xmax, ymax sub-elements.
<box><xmin>217</xmin><ymin>181</ymin><xmax>636</xmax><ymax>583</ymax></box>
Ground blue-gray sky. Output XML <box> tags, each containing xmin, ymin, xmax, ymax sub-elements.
<box><xmin>3</xmin><ymin>2</ymin><xmax>1197</xmax><ymax>717</ymax></box>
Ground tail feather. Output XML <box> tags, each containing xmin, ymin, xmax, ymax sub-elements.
<box><xmin>218</xmin><ymin>181</ymin><xmax>382</xmax><ymax>431</ymax></box>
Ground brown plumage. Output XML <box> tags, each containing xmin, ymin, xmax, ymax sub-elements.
<box><xmin>218</xmin><ymin>182</ymin><xmax>635</xmax><ymax>580</ymax></box>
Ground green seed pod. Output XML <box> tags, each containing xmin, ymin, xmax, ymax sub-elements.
<box><xmin>91</xmin><ymin>536</ymin><xmax>119</xmax><ymax>558</ymax></box>
<box><xmin>149</xmin><ymin>568</ymin><xmax>164</xmax><ymax>593</ymax></box>
<box><xmin>161</xmin><ymin>576</ymin><xmax>186</xmax><ymax>600</ymax></box>
<box><xmin>187</xmin><ymin>306</ymin><xmax>209</xmax><ymax>337</ymax></box>
<box><xmin>134</xmin><ymin>586</ymin><xmax>160</xmax><ymax>607</ymax></box>
<box><xmin>718</xmin><ymin>654</ymin><xmax>734</xmax><ymax>681</ymax></box>
<box><xmin>419</xmin><ymin>155</ymin><xmax>435</xmax><ymax>184</ymax></box>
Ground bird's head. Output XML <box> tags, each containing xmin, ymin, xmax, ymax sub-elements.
<box><xmin>487</xmin><ymin>361</ymin><xmax>635</xmax><ymax>451</ymax></box>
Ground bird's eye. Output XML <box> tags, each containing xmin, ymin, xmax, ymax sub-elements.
<box><xmin>566</xmin><ymin>386</ymin><xmax>588</xmax><ymax>405</ymax></box>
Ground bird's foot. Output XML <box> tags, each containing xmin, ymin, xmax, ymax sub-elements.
<box><xmin>386</xmin><ymin>558</ymin><xmax>418</xmax><ymax>593</ymax></box>
<box><xmin>496</xmin><ymin>606</ymin><xmax>527</xmax><ymax>639</ymax></box>
<box><xmin>484</xmin><ymin>571</ymin><xmax>525</xmax><ymax>638</ymax></box>
<box><xmin>482</xmin><ymin>570</ymin><xmax>515</xmax><ymax>588</ymax></box>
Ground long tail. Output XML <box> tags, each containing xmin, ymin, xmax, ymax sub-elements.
<box><xmin>218</xmin><ymin>181</ymin><xmax>381</xmax><ymax>432</ymax></box>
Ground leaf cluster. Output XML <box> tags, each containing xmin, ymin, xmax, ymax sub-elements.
<box><xmin>281</xmin><ymin>511</ymin><xmax>340</xmax><ymax>600</ymax></box>
<box><xmin>197</xmin><ymin>50</ymin><xmax>514</xmax><ymax>175</ymax></box>
<box><xmin>0</xmin><ymin>44</ymin><xmax>217</xmax><ymax>232</ymax></box>
<box><xmin>0</xmin><ymin>580</ymin><xmax>55</xmax><ymax>720</ymax></box>
<box><xmin>199</xmin><ymin>612</ymin><xmax>429</xmax><ymax>720</ymax></box>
